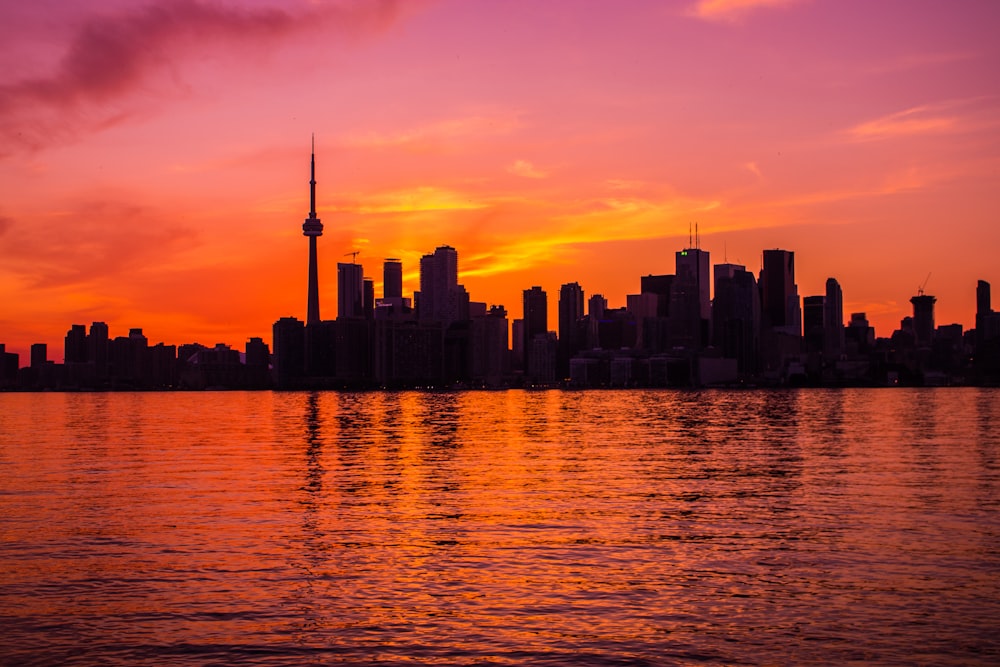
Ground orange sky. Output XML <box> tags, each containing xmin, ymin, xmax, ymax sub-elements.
<box><xmin>2</xmin><ymin>0</ymin><xmax>999</xmax><ymax>360</ymax></box>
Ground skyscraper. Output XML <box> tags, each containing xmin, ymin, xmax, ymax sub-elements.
<box><xmin>760</xmin><ymin>249</ymin><xmax>800</xmax><ymax>335</ymax></box>
<box><xmin>89</xmin><ymin>321</ymin><xmax>109</xmax><ymax>380</ymax></box>
<box><xmin>558</xmin><ymin>282</ymin><xmax>584</xmax><ymax>378</ymax></box>
<box><xmin>384</xmin><ymin>259</ymin><xmax>403</xmax><ymax>299</ymax></box>
<box><xmin>803</xmin><ymin>295</ymin><xmax>825</xmax><ymax>352</ymax></box>
<box><xmin>670</xmin><ymin>247</ymin><xmax>710</xmax><ymax>348</ymax></box>
<box><xmin>911</xmin><ymin>293</ymin><xmax>936</xmax><ymax>347</ymax></box>
<box><xmin>337</xmin><ymin>262</ymin><xmax>364</xmax><ymax>319</ymax></box>
<box><xmin>64</xmin><ymin>324</ymin><xmax>88</xmax><ymax>364</ymax></box>
<box><xmin>977</xmin><ymin>280</ymin><xmax>991</xmax><ymax>319</ymax></box>
<box><xmin>712</xmin><ymin>265</ymin><xmax>760</xmax><ymax>375</ymax></box>
<box><xmin>302</xmin><ymin>137</ymin><xmax>324</xmax><ymax>325</ymax></box>
<box><xmin>523</xmin><ymin>286</ymin><xmax>547</xmax><ymax>371</ymax></box>
<box><xmin>588</xmin><ymin>294</ymin><xmax>607</xmax><ymax>320</ymax></box>
<box><xmin>824</xmin><ymin>278</ymin><xmax>845</xmax><ymax>358</ymax></box>
<box><xmin>418</xmin><ymin>245</ymin><xmax>466</xmax><ymax>324</ymax></box>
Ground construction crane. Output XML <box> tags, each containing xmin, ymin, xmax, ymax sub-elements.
<box><xmin>344</xmin><ymin>250</ymin><xmax>360</xmax><ymax>264</ymax></box>
<box><xmin>917</xmin><ymin>272</ymin><xmax>932</xmax><ymax>296</ymax></box>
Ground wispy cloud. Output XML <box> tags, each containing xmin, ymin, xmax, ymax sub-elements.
<box><xmin>689</xmin><ymin>0</ymin><xmax>801</xmax><ymax>22</ymax></box>
<box><xmin>507</xmin><ymin>159</ymin><xmax>548</xmax><ymax>179</ymax></box>
<box><xmin>344</xmin><ymin>114</ymin><xmax>521</xmax><ymax>153</ymax></box>
<box><xmin>745</xmin><ymin>161</ymin><xmax>763</xmax><ymax>179</ymax></box>
<box><xmin>0</xmin><ymin>0</ymin><xmax>405</xmax><ymax>154</ymax></box>
<box><xmin>335</xmin><ymin>186</ymin><xmax>489</xmax><ymax>215</ymax></box>
<box><xmin>847</xmin><ymin>105</ymin><xmax>956</xmax><ymax>141</ymax></box>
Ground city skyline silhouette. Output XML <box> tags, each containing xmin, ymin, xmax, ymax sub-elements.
<box><xmin>3</xmin><ymin>144</ymin><xmax>998</xmax><ymax>389</ymax></box>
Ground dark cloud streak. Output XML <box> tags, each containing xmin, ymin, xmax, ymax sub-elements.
<box><xmin>0</xmin><ymin>0</ymin><xmax>405</xmax><ymax>154</ymax></box>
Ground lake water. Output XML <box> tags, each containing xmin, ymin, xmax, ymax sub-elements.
<box><xmin>1</xmin><ymin>389</ymin><xmax>999</xmax><ymax>665</ymax></box>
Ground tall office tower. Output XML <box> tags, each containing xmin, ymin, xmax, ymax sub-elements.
<box><xmin>977</xmin><ymin>280</ymin><xmax>991</xmax><ymax>349</ymax></box>
<box><xmin>419</xmin><ymin>245</ymin><xmax>463</xmax><ymax>322</ymax></box>
<box><xmin>558</xmin><ymin>282</ymin><xmax>584</xmax><ymax>341</ymax></box>
<box><xmin>384</xmin><ymin>259</ymin><xmax>403</xmax><ymax>299</ymax></box>
<box><xmin>558</xmin><ymin>282</ymin><xmax>584</xmax><ymax>377</ymax></box>
<box><xmin>713</xmin><ymin>265</ymin><xmax>760</xmax><ymax>375</ymax></box>
<box><xmin>272</xmin><ymin>316</ymin><xmax>306</xmax><ymax>387</ymax></box>
<box><xmin>88</xmin><ymin>321</ymin><xmax>109</xmax><ymax>379</ymax></box>
<box><xmin>64</xmin><ymin>324</ymin><xmax>88</xmax><ymax>364</ymax></box>
<box><xmin>511</xmin><ymin>318</ymin><xmax>525</xmax><ymax>370</ymax></box>
<box><xmin>523</xmin><ymin>286</ymin><xmax>548</xmax><ymax>371</ymax></box>
<box><xmin>975</xmin><ymin>280</ymin><xmax>1000</xmax><ymax>360</ymax></box>
<box><xmin>760</xmin><ymin>249</ymin><xmax>800</xmax><ymax>334</ymax></box>
<box><xmin>802</xmin><ymin>295</ymin><xmax>826</xmax><ymax>352</ymax></box>
<box><xmin>337</xmin><ymin>262</ymin><xmax>364</xmax><ymax>319</ymax></box>
<box><xmin>128</xmin><ymin>328</ymin><xmax>148</xmax><ymax>382</ymax></box>
<box><xmin>641</xmin><ymin>274</ymin><xmax>673</xmax><ymax>317</ymax></box>
<box><xmin>588</xmin><ymin>294</ymin><xmax>607</xmax><ymax>320</ymax></box>
<box><xmin>30</xmin><ymin>343</ymin><xmax>47</xmax><ymax>368</ymax></box>
<box><xmin>713</xmin><ymin>263</ymin><xmax>741</xmax><ymax>288</ymax></box>
<box><xmin>910</xmin><ymin>292</ymin><xmax>936</xmax><ymax>347</ymax></box>
<box><xmin>824</xmin><ymin>278</ymin><xmax>845</xmax><ymax>358</ymax></box>
<box><xmin>978</xmin><ymin>280</ymin><xmax>991</xmax><ymax>318</ymax></box>
<box><xmin>670</xmin><ymin>247</ymin><xmax>711</xmax><ymax>348</ymax></box>
<box><xmin>302</xmin><ymin>137</ymin><xmax>324</xmax><ymax>325</ymax></box>
<box><xmin>363</xmin><ymin>278</ymin><xmax>375</xmax><ymax>319</ymax></box>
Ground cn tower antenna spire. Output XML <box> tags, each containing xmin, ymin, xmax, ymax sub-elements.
<box><xmin>309</xmin><ymin>133</ymin><xmax>316</xmax><ymax>219</ymax></box>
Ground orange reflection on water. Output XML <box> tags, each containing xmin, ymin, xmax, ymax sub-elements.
<box><xmin>1</xmin><ymin>388</ymin><xmax>999</xmax><ymax>664</ymax></box>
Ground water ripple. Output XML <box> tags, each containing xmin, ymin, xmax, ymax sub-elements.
<box><xmin>1</xmin><ymin>388</ymin><xmax>998</xmax><ymax>665</ymax></box>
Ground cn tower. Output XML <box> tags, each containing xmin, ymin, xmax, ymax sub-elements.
<box><xmin>302</xmin><ymin>136</ymin><xmax>324</xmax><ymax>325</ymax></box>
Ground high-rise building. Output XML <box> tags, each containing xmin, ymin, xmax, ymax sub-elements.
<box><xmin>64</xmin><ymin>324</ymin><xmax>88</xmax><ymax>364</ymax></box>
<box><xmin>670</xmin><ymin>247</ymin><xmax>710</xmax><ymax>348</ymax></box>
<box><xmin>558</xmin><ymin>282</ymin><xmax>584</xmax><ymax>377</ymax></box>
<box><xmin>824</xmin><ymin>278</ymin><xmax>845</xmax><ymax>358</ymax></box>
<box><xmin>511</xmin><ymin>318</ymin><xmax>525</xmax><ymax>370</ymax></box>
<box><xmin>384</xmin><ymin>259</ymin><xmax>403</xmax><ymax>299</ymax></box>
<box><xmin>712</xmin><ymin>265</ymin><xmax>760</xmax><ymax>375</ymax></box>
<box><xmin>418</xmin><ymin>245</ymin><xmax>466</xmax><ymax>324</ymax></box>
<box><xmin>558</xmin><ymin>282</ymin><xmax>584</xmax><ymax>343</ymax></box>
<box><xmin>337</xmin><ymin>262</ymin><xmax>364</xmax><ymax>319</ymax></box>
<box><xmin>911</xmin><ymin>293</ymin><xmax>936</xmax><ymax>347</ymax></box>
<box><xmin>588</xmin><ymin>294</ymin><xmax>607</xmax><ymax>320</ymax></box>
<box><xmin>272</xmin><ymin>316</ymin><xmax>305</xmax><ymax>387</ymax></box>
<box><xmin>803</xmin><ymin>295</ymin><xmax>825</xmax><ymax>352</ymax></box>
<box><xmin>523</xmin><ymin>286</ymin><xmax>547</xmax><ymax>372</ymax></box>
<box><xmin>641</xmin><ymin>274</ymin><xmax>673</xmax><ymax>318</ymax></box>
<box><xmin>363</xmin><ymin>278</ymin><xmax>375</xmax><ymax>319</ymax></box>
<box><xmin>977</xmin><ymin>280</ymin><xmax>995</xmax><ymax>342</ymax></box>
<box><xmin>88</xmin><ymin>321</ymin><xmax>109</xmax><ymax>380</ymax></box>
<box><xmin>760</xmin><ymin>249</ymin><xmax>800</xmax><ymax>335</ymax></box>
<box><xmin>30</xmin><ymin>343</ymin><xmax>47</xmax><ymax>369</ymax></box>
<box><xmin>302</xmin><ymin>137</ymin><xmax>324</xmax><ymax>325</ymax></box>
<box><xmin>977</xmin><ymin>280</ymin><xmax>991</xmax><ymax>320</ymax></box>
<box><xmin>470</xmin><ymin>305</ymin><xmax>509</xmax><ymax>386</ymax></box>
<box><xmin>846</xmin><ymin>312</ymin><xmax>875</xmax><ymax>352</ymax></box>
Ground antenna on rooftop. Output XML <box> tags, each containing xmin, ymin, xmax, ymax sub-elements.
<box><xmin>918</xmin><ymin>272</ymin><xmax>932</xmax><ymax>296</ymax></box>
